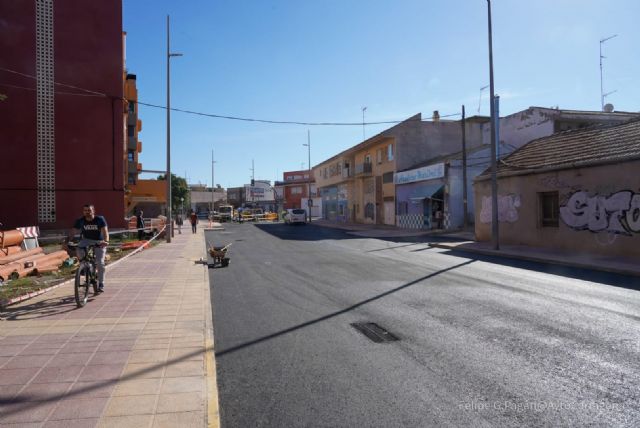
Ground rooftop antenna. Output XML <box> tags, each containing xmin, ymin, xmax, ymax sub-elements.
<box><xmin>600</xmin><ymin>34</ymin><xmax>618</xmax><ymax>111</ymax></box>
<box><xmin>478</xmin><ymin>85</ymin><xmax>489</xmax><ymax>113</ymax></box>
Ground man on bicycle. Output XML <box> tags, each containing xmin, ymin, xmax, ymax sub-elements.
<box><xmin>67</xmin><ymin>204</ymin><xmax>109</xmax><ymax>293</ymax></box>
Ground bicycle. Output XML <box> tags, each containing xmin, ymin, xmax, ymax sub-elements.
<box><xmin>68</xmin><ymin>243</ymin><xmax>100</xmax><ymax>307</ymax></box>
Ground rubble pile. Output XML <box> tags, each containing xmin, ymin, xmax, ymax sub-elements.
<box><xmin>0</xmin><ymin>228</ymin><xmax>69</xmax><ymax>283</ymax></box>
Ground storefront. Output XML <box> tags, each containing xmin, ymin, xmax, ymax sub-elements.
<box><xmin>395</xmin><ymin>163</ymin><xmax>446</xmax><ymax>230</ymax></box>
<box><xmin>321</xmin><ymin>184</ymin><xmax>350</xmax><ymax>222</ymax></box>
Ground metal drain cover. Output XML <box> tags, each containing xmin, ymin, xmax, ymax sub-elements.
<box><xmin>351</xmin><ymin>322</ymin><xmax>399</xmax><ymax>343</ymax></box>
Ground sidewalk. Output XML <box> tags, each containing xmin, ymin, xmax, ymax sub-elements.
<box><xmin>313</xmin><ymin>220</ymin><xmax>640</xmax><ymax>277</ymax></box>
<box><xmin>0</xmin><ymin>227</ymin><xmax>219</xmax><ymax>427</ymax></box>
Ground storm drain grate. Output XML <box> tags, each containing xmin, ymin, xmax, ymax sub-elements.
<box><xmin>351</xmin><ymin>322</ymin><xmax>400</xmax><ymax>343</ymax></box>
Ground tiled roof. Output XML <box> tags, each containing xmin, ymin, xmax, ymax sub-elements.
<box><xmin>490</xmin><ymin>118</ymin><xmax>640</xmax><ymax>176</ymax></box>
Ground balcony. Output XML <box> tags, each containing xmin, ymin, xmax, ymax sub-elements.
<box><xmin>127</xmin><ymin>135</ymin><xmax>137</xmax><ymax>151</ymax></box>
<box><xmin>355</xmin><ymin>162</ymin><xmax>372</xmax><ymax>177</ymax></box>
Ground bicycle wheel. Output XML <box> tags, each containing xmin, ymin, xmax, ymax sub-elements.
<box><xmin>74</xmin><ymin>263</ymin><xmax>91</xmax><ymax>308</ymax></box>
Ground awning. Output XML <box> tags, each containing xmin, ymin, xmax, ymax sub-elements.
<box><xmin>408</xmin><ymin>183</ymin><xmax>443</xmax><ymax>201</ymax></box>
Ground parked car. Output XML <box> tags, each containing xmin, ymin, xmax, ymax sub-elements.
<box><xmin>284</xmin><ymin>208</ymin><xmax>307</xmax><ymax>225</ymax></box>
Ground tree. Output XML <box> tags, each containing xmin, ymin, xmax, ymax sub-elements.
<box><xmin>157</xmin><ymin>173</ymin><xmax>190</xmax><ymax>213</ymax></box>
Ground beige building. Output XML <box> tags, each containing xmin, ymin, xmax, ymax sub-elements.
<box><xmin>474</xmin><ymin>119</ymin><xmax>640</xmax><ymax>259</ymax></box>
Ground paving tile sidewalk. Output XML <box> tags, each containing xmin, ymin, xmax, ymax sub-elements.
<box><xmin>428</xmin><ymin>240</ymin><xmax>640</xmax><ymax>277</ymax></box>
<box><xmin>0</xmin><ymin>226</ymin><xmax>219</xmax><ymax>427</ymax></box>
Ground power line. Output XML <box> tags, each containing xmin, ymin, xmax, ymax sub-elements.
<box><xmin>1</xmin><ymin>65</ymin><xmax>461</xmax><ymax>126</ymax></box>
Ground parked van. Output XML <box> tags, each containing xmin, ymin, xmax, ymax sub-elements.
<box><xmin>284</xmin><ymin>209</ymin><xmax>307</xmax><ymax>225</ymax></box>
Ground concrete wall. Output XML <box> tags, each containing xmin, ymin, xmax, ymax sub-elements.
<box><xmin>474</xmin><ymin>160</ymin><xmax>640</xmax><ymax>259</ymax></box>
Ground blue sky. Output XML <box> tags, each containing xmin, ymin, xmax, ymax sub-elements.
<box><xmin>123</xmin><ymin>0</ymin><xmax>639</xmax><ymax>188</ymax></box>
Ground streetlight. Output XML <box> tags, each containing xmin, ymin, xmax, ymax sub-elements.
<box><xmin>600</xmin><ymin>34</ymin><xmax>618</xmax><ymax>111</ymax></box>
<box><xmin>211</xmin><ymin>149</ymin><xmax>217</xmax><ymax>213</ymax></box>
<box><xmin>487</xmin><ymin>0</ymin><xmax>499</xmax><ymax>250</ymax></box>
<box><xmin>303</xmin><ymin>130</ymin><xmax>312</xmax><ymax>223</ymax></box>
<box><xmin>361</xmin><ymin>106</ymin><xmax>367</xmax><ymax>141</ymax></box>
<box><xmin>166</xmin><ymin>15</ymin><xmax>182</xmax><ymax>243</ymax></box>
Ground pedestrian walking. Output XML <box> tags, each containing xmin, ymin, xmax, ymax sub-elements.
<box><xmin>136</xmin><ymin>209</ymin><xmax>144</xmax><ymax>240</ymax></box>
<box><xmin>176</xmin><ymin>214</ymin><xmax>183</xmax><ymax>234</ymax></box>
<box><xmin>190</xmin><ymin>211</ymin><xmax>198</xmax><ymax>234</ymax></box>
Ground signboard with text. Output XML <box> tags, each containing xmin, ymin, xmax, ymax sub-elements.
<box><xmin>395</xmin><ymin>163</ymin><xmax>445</xmax><ymax>185</ymax></box>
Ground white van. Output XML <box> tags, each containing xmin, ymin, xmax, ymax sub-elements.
<box><xmin>284</xmin><ymin>208</ymin><xmax>307</xmax><ymax>225</ymax></box>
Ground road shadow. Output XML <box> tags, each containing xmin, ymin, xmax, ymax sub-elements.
<box><xmin>253</xmin><ymin>222</ymin><xmax>438</xmax><ymax>244</ymax></box>
<box><xmin>436</xmin><ymin>249</ymin><xmax>640</xmax><ymax>291</ymax></box>
<box><xmin>0</xmin><ymin>295</ymin><xmax>80</xmax><ymax>321</ymax></box>
<box><xmin>215</xmin><ymin>259</ymin><xmax>475</xmax><ymax>357</ymax></box>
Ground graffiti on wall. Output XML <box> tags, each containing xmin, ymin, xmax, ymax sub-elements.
<box><xmin>560</xmin><ymin>190</ymin><xmax>640</xmax><ymax>235</ymax></box>
<box><xmin>480</xmin><ymin>194</ymin><xmax>521</xmax><ymax>224</ymax></box>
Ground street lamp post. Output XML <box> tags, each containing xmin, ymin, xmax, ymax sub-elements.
<box><xmin>211</xmin><ymin>149</ymin><xmax>217</xmax><ymax>213</ymax></box>
<box><xmin>166</xmin><ymin>15</ymin><xmax>182</xmax><ymax>243</ymax></box>
<box><xmin>487</xmin><ymin>0</ymin><xmax>499</xmax><ymax>250</ymax></box>
<box><xmin>303</xmin><ymin>130</ymin><xmax>311</xmax><ymax>223</ymax></box>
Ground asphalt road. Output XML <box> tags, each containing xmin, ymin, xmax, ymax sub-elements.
<box><xmin>207</xmin><ymin>222</ymin><xmax>640</xmax><ymax>428</ymax></box>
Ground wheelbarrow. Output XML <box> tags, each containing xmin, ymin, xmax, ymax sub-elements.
<box><xmin>208</xmin><ymin>243</ymin><xmax>231</xmax><ymax>268</ymax></box>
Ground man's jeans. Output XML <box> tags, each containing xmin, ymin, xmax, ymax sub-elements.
<box><xmin>76</xmin><ymin>239</ymin><xmax>106</xmax><ymax>285</ymax></box>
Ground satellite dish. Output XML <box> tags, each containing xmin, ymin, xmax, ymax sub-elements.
<box><xmin>604</xmin><ymin>103</ymin><xmax>614</xmax><ymax>113</ymax></box>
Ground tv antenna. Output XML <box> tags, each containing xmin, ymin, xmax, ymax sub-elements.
<box><xmin>478</xmin><ymin>85</ymin><xmax>489</xmax><ymax>113</ymax></box>
<box><xmin>600</xmin><ymin>34</ymin><xmax>618</xmax><ymax>111</ymax></box>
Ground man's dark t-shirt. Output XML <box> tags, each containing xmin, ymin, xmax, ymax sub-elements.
<box><xmin>74</xmin><ymin>216</ymin><xmax>108</xmax><ymax>240</ymax></box>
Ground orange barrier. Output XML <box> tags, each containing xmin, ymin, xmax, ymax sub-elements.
<box><xmin>0</xmin><ymin>230</ymin><xmax>24</xmax><ymax>248</ymax></box>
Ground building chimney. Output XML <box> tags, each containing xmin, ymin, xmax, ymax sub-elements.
<box><xmin>432</xmin><ymin>110</ymin><xmax>440</xmax><ymax>121</ymax></box>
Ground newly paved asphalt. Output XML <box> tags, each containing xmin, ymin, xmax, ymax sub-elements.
<box><xmin>207</xmin><ymin>222</ymin><xmax>640</xmax><ymax>428</ymax></box>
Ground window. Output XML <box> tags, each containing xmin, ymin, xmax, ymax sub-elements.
<box><xmin>364</xmin><ymin>154</ymin><xmax>371</xmax><ymax>164</ymax></box>
<box><xmin>539</xmin><ymin>191</ymin><xmax>559</xmax><ymax>227</ymax></box>
<box><xmin>376</xmin><ymin>149</ymin><xmax>382</xmax><ymax>164</ymax></box>
<box><xmin>127</xmin><ymin>125</ymin><xmax>134</xmax><ymax>137</ymax></box>
<box><xmin>397</xmin><ymin>201</ymin><xmax>408</xmax><ymax>215</ymax></box>
<box><xmin>128</xmin><ymin>101</ymin><xmax>135</xmax><ymax>114</ymax></box>
<box><xmin>291</xmin><ymin>186</ymin><xmax>302</xmax><ymax>194</ymax></box>
<box><xmin>382</xmin><ymin>172</ymin><xmax>394</xmax><ymax>184</ymax></box>
<box><xmin>338</xmin><ymin>204</ymin><xmax>344</xmax><ymax>216</ymax></box>
<box><xmin>387</xmin><ymin>144</ymin><xmax>394</xmax><ymax>161</ymax></box>
<box><xmin>127</xmin><ymin>151</ymin><xmax>135</xmax><ymax>162</ymax></box>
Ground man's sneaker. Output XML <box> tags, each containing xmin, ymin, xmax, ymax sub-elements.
<box><xmin>97</xmin><ymin>284</ymin><xmax>104</xmax><ymax>293</ymax></box>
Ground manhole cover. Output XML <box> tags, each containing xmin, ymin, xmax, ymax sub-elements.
<box><xmin>351</xmin><ymin>322</ymin><xmax>399</xmax><ymax>343</ymax></box>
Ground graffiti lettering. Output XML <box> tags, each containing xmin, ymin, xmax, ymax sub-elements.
<box><xmin>560</xmin><ymin>190</ymin><xmax>639</xmax><ymax>235</ymax></box>
<box><xmin>480</xmin><ymin>194</ymin><xmax>521</xmax><ymax>224</ymax></box>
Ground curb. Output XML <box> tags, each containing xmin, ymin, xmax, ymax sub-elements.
<box><xmin>428</xmin><ymin>242</ymin><xmax>640</xmax><ymax>278</ymax></box>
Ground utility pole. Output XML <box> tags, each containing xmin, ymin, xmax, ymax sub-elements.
<box><xmin>461</xmin><ymin>105</ymin><xmax>468</xmax><ymax>230</ymax></box>
<box><xmin>487</xmin><ymin>0</ymin><xmax>499</xmax><ymax>250</ymax></box>
<box><xmin>600</xmin><ymin>34</ymin><xmax>618</xmax><ymax>110</ymax></box>
<box><xmin>303</xmin><ymin>130</ymin><xmax>312</xmax><ymax>222</ymax></box>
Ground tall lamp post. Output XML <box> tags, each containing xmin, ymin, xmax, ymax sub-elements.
<box><xmin>487</xmin><ymin>0</ymin><xmax>499</xmax><ymax>250</ymax></box>
<box><xmin>211</xmin><ymin>149</ymin><xmax>217</xmax><ymax>213</ymax></box>
<box><xmin>303</xmin><ymin>130</ymin><xmax>311</xmax><ymax>222</ymax></box>
<box><xmin>166</xmin><ymin>15</ymin><xmax>182</xmax><ymax>243</ymax></box>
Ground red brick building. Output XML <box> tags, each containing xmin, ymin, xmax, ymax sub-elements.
<box><xmin>277</xmin><ymin>170</ymin><xmax>316</xmax><ymax>210</ymax></box>
<box><xmin>0</xmin><ymin>0</ymin><xmax>126</xmax><ymax>230</ymax></box>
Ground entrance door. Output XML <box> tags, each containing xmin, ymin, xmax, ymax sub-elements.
<box><xmin>384</xmin><ymin>202</ymin><xmax>394</xmax><ymax>225</ymax></box>
<box><xmin>423</xmin><ymin>199</ymin><xmax>432</xmax><ymax>229</ymax></box>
